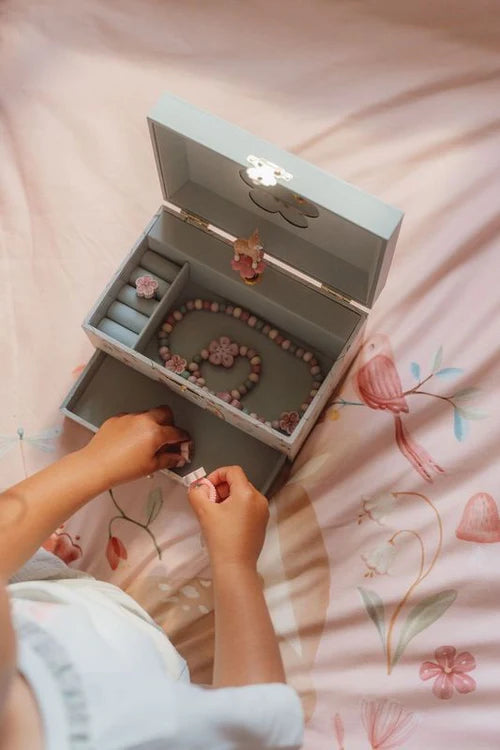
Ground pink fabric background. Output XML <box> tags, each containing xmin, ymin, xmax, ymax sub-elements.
<box><xmin>1</xmin><ymin>1</ymin><xmax>499</xmax><ymax>747</ymax></box>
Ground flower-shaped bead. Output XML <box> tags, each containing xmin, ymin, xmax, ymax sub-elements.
<box><xmin>279</xmin><ymin>411</ymin><xmax>300</xmax><ymax>435</ymax></box>
<box><xmin>208</xmin><ymin>337</ymin><xmax>239</xmax><ymax>368</ymax></box>
<box><xmin>165</xmin><ymin>354</ymin><xmax>187</xmax><ymax>374</ymax></box>
<box><xmin>135</xmin><ymin>275</ymin><xmax>159</xmax><ymax>299</ymax></box>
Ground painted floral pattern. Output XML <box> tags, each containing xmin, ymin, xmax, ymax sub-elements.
<box><xmin>420</xmin><ymin>646</ymin><xmax>477</xmax><ymax>699</ymax></box>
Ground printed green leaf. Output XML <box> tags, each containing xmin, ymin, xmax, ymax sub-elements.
<box><xmin>452</xmin><ymin>387</ymin><xmax>481</xmax><ymax>400</ymax></box>
<box><xmin>145</xmin><ymin>487</ymin><xmax>163</xmax><ymax>525</ymax></box>
<box><xmin>453</xmin><ymin>408</ymin><xmax>468</xmax><ymax>441</ymax></box>
<box><xmin>432</xmin><ymin>346</ymin><xmax>443</xmax><ymax>372</ymax></box>
<box><xmin>410</xmin><ymin>362</ymin><xmax>421</xmax><ymax>381</ymax></box>
<box><xmin>392</xmin><ymin>589</ymin><xmax>457</xmax><ymax>666</ymax></box>
<box><xmin>456</xmin><ymin>407</ymin><xmax>487</xmax><ymax>420</ymax></box>
<box><xmin>358</xmin><ymin>587</ymin><xmax>386</xmax><ymax>652</ymax></box>
<box><xmin>435</xmin><ymin>367</ymin><xmax>464</xmax><ymax>379</ymax></box>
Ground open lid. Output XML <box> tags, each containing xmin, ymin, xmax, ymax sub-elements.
<box><xmin>148</xmin><ymin>94</ymin><xmax>403</xmax><ymax>308</ymax></box>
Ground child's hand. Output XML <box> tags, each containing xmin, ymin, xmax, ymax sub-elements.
<box><xmin>82</xmin><ymin>406</ymin><xmax>191</xmax><ymax>488</ymax></box>
<box><xmin>188</xmin><ymin>465</ymin><xmax>269</xmax><ymax>571</ymax></box>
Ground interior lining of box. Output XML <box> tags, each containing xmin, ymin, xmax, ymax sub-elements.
<box><xmin>151</xmin><ymin>122</ymin><xmax>388</xmax><ymax>306</ymax></box>
<box><xmin>68</xmin><ymin>353</ymin><xmax>286</xmax><ymax>491</ymax></box>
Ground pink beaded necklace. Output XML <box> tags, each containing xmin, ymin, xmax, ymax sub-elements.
<box><xmin>157</xmin><ymin>299</ymin><xmax>324</xmax><ymax>435</ymax></box>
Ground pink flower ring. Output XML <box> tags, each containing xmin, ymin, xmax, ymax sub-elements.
<box><xmin>135</xmin><ymin>275</ymin><xmax>159</xmax><ymax>299</ymax></box>
<box><xmin>165</xmin><ymin>354</ymin><xmax>187</xmax><ymax>374</ymax></box>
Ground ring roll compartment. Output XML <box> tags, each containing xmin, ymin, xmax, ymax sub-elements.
<box><xmin>117</xmin><ymin>284</ymin><xmax>159</xmax><ymax>316</ymax></box>
<box><xmin>61</xmin><ymin>351</ymin><xmax>287</xmax><ymax>494</ymax></box>
<box><xmin>107</xmin><ymin>301</ymin><xmax>149</xmax><ymax>334</ymax></box>
<box><xmin>97</xmin><ymin>318</ymin><xmax>139</xmax><ymax>348</ymax></box>
<box><xmin>140</xmin><ymin>250</ymin><xmax>180</xmax><ymax>282</ymax></box>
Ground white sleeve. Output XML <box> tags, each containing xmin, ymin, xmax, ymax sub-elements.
<box><xmin>149</xmin><ymin>679</ymin><xmax>304</xmax><ymax>750</ymax></box>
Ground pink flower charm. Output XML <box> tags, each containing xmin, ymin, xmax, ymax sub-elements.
<box><xmin>420</xmin><ymin>645</ymin><xmax>476</xmax><ymax>699</ymax></box>
<box><xmin>208</xmin><ymin>336</ymin><xmax>239</xmax><ymax>368</ymax></box>
<box><xmin>361</xmin><ymin>698</ymin><xmax>416</xmax><ymax>749</ymax></box>
<box><xmin>135</xmin><ymin>275</ymin><xmax>159</xmax><ymax>299</ymax></box>
<box><xmin>279</xmin><ymin>410</ymin><xmax>300</xmax><ymax>435</ymax></box>
<box><xmin>165</xmin><ymin>354</ymin><xmax>187</xmax><ymax>374</ymax></box>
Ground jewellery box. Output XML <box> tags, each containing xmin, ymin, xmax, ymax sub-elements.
<box><xmin>61</xmin><ymin>94</ymin><xmax>403</xmax><ymax>492</ymax></box>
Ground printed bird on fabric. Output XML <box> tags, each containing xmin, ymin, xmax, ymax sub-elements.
<box><xmin>354</xmin><ymin>334</ymin><xmax>444</xmax><ymax>482</ymax></box>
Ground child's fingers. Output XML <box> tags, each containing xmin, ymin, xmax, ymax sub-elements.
<box><xmin>207</xmin><ymin>465</ymin><xmax>249</xmax><ymax>492</ymax></box>
<box><xmin>146</xmin><ymin>405</ymin><xmax>174</xmax><ymax>425</ymax></box>
<box><xmin>188</xmin><ymin>482</ymin><xmax>215</xmax><ymax>510</ymax></box>
<box><xmin>156</xmin><ymin>451</ymin><xmax>183</xmax><ymax>471</ymax></box>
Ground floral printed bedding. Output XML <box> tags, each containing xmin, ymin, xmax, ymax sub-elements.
<box><xmin>2</xmin><ymin>1</ymin><xmax>499</xmax><ymax>747</ymax></box>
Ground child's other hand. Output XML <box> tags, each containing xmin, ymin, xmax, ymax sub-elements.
<box><xmin>82</xmin><ymin>406</ymin><xmax>191</xmax><ymax>488</ymax></box>
<box><xmin>188</xmin><ymin>465</ymin><xmax>269</xmax><ymax>571</ymax></box>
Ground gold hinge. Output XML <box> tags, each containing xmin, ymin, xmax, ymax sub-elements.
<box><xmin>320</xmin><ymin>283</ymin><xmax>369</xmax><ymax>314</ymax></box>
<box><xmin>179</xmin><ymin>209</ymin><xmax>210</xmax><ymax>231</ymax></box>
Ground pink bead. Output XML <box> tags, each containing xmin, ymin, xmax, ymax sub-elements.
<box><xmin>167</xmin><ymin>315</ymin><xmax>175</xmax><ymax>325</ymax></box>
<box><xmin>246</xmin><ymin>348</ymin><xmax>256</xmax><ymax>359</ymax></box>
<box><xmin>239</xmin><ymin>385</ymin><xmax>248</xmax><ymax>396</ymax></box>
<box><xmin>303</xmin><ymin>351</ymin><xmax>313</xmax><ymax>363</ymax></box>
<box><xmin>233</xmin><ymin>307</ymin><xmax>242</xmax><ymax>318</ymax></box>
<box><xmin>262</xmin><ymin>324</ymin><xmax>271</xmax><ymax>335</ymax></box>
<box><xmin>159</xmin><ymin>346</ymin><xmax>170</xmax><ymax>360</ymax></box>
<box><xmin>230</xmin><ymin>399</ymin><xmax>241</xmax><ymax>408</ymax></box>
<box><xmin>226</xmin><ymin>305</ymin><xmax>234</xmax><ymax>315</ymax></box>
<box><xmin>276</xmin><ymin>335</ymin><xmax>284</xmax><ymax>345</ymax></box>
<box><xmin>194</xmin><ymin>299</ymin><xmax>203</xmax><ymax>310</ymax></box>
<box><xmin>218</xmin><ymin>392</ymin><xmax>231</xmax><ymax>403</ymax></box>
<box><xmin>201</xmin><ymin>349</ymin><xmax>209</xmax><ymax>360</ymax></box>
<box><xmin>161</xmin><ymin>323</ymin><xmax>173</xmax><ymax>334</ymax></box>
<box><xmin>231</xmin><ymin>389</ymin><xmax>241</xmax><ymax>400</ymax></box>
<box><xmin>310</xmin><ymin>365</ymin><xmax>321</xmax><ymax>376</ymax></box>
<box><xmin>173</xmin><ymin>310</ymin><xmax>183</xmax><ymax>321</ymax></box>
<box><xmin>197</xmin><ymin>378</ymin><xmax>206</xmax><ymax>386</ymax></box>
<box><xmin>281</xmin><ymin>339</ymin><xmax>290</xmax><ymax>350</ymax></box>
<box><xmin>250</xmin><ymin>356</ymin><xmax>261</xmax><ymax>366</ymax></box>
<box><xmin>269</xmin><ymin>329</ymin><xmax>278</xmax><ymax>340</ymax></box>
<box><xmin>251</xmin><ymin>364</ymin><xmax>261</xmax><ymax>374</ymax></box>
<box><xmin>210</xmin><ymin>302</ymin><xmax>219</xmax><ymax>313</ymax></box>
<box><xmin>240</xmin><ymin>310</ymin><xmax>249</xmax><ymax>321</ymax></box>
<box><xmin>310</xmin><ymin>357</ymin><xmax>318</xmax><ymax>367</ymax></box>
<box><xmin>188</xmin><ymin>375</ymin><xmax>197</xmax><ymax>383</ymax></box>
<box><xmin>258</xmin><ymin>416</ymin><xmax>266</xmax><ymax>423</ymax></box>
<box><xmin>249</xmin><ymin>373</ymin><xmax>259</xmax><ymax>383</ymax></box>
<box><xmin>202</xmin><ymin>301</ymin><xmax>210</xmax><ymax>310</ymax></box>
<box><xmin>296</xmin><ymin>348</ymin><xmax>304</xmax><ymax>358</ymax></box>
<box><xmin>188</xmin><ymin>362</ymin><xmax>198</xmax><ymax>372</ymax></box>
<box><xmin>186</xmin><ymin>300</ymin><xmax>195</xmax><ymax>310</ymax></box>
<box><xmin>239</xmin><ymin>345</ymin><xmax>248</xmax><ymax>357</ymax></box>
<box><xmin>248</xmin><ymin>315</ymin><xmax>257</xmax><ymax>327</ymax></box>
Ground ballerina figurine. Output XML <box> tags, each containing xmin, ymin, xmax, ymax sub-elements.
<box><xmin>232</xmin><ymin>229</ymin><xmax>266</xmax><ymax>284</ymax></box>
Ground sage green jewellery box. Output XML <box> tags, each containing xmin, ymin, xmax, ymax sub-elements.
<box><xmin>61</xmin><ymin>93</ymin><xmax>403</xmax><ymax>492</ymax></box>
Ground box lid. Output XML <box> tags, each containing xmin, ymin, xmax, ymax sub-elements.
<box><xmin>148</xmin><ymin>94</ymin><xmax>403</xmax><ymax>308</ymax></box>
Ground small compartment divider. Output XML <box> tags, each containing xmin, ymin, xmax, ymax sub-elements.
<box><xmin>135</xmin><ymin>262</ymin><xmax>191</xmax><ymax>352</ymax></box>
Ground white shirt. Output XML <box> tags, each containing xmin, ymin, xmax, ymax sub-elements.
<box><xmin>9</xmin><ymin>557</ymin><xmax>303</xmax><ymax>750</ymax></box>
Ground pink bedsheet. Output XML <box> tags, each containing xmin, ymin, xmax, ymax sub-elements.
<box><xmin>2</xmin><ymin>1</ymin><xmax>500</xmax><ymax>747</ymax></box>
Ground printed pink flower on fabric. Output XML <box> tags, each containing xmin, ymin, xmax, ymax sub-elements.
<box><xmin>43</xmin><ymin>529</ymin><xmax>82</xmax><ymax>565</ymax></box>
<box><xmin>279</xmin><ymin>410</ymin><xmax>300</xmax><ymax>435</ymax></box>
<box><xmin>165</xmin><ymin>354</ymin><xmax>187</xmax><ymax>374</ymax></box>
<box><xmin>135</xmin><ymin>275</ymin><xmax>159</xmax><ymax>299</ymax></box>
<box><xmin>361</xmin><ymin>698</ymin><xmax>416</xmax><ymax>749</ymax></box>
<box><xmin>362</xmin><ymin>541</ymin><xmax>398</xmax><ymax>577</ymax></box>
<box><xmin>106</xmin><ymin>536</ymin><xmax>128</xmax><ymax>571</ymax></box>
<box><xmin>208</xmin><ymin>336</ymin><xmax>239</xmax><ymax>368</ymax></box>
<box><xmin>419</xmin><ymin>645</ymin><xmax>476</xmax><ymax>699</ymax></box>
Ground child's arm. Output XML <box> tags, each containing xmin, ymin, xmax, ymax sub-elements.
<box><xmin>188</xmin><ymin>466</ymin><xmax>286</xmax><ymax>687</ymax></box>
<box><xmin>0</xmin><ymin>407</ymin><xmax>189</xmax><ymax>579</ymax></box>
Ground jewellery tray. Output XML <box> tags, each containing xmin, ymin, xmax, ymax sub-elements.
<box><xmin>61</xmin><ymin>94</ymin><xmax>403</xmax><ymax>491</ymax></box>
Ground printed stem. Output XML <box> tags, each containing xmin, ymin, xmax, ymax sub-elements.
<box><xmin>107</xmin><ymin>490</ymin><xmax>162</xmax><ymax>560</ymax></box>
<box><xmin>385</xmin><ymin>492</ymin><xmax>443</xmax><ymax>673</ymax></box>
<box><xmin>19</xmin><ymin>439</ymin><xmax>27</xmax><ymax>480</ymax></box>
<box><xmin>385</xmin><ymin>530</ymin><xmax>425</xmax><ymax>674</ymax></box>
<box><xmin>402</xmin><ymin>373</ymin><xmax>434</xmax><ymax>396</ymax></box>
<box><xmin>407</xmin><ymin>390</ymin><xmax>456</xmax><ymax>407</ymax></box>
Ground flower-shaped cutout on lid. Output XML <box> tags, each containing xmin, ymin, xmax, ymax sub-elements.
<box><xmin>239</xmin><ymin>169</ymin><xmax>319</xmax><ymax>228</ymax></box>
